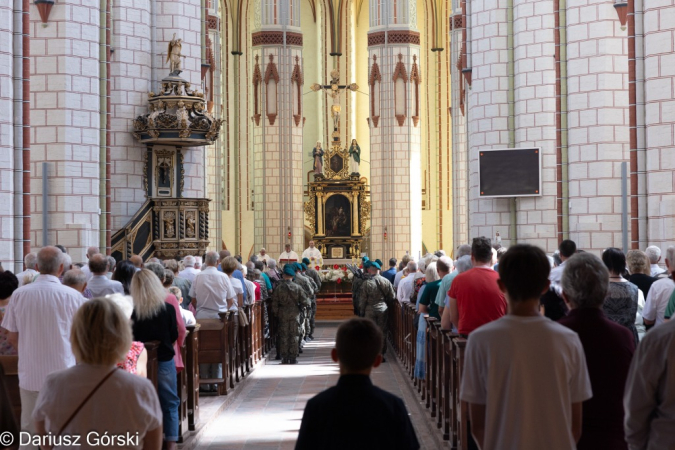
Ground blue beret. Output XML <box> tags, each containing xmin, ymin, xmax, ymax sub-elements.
<box><xmin>283</xmin><ymin>265</ymin><xmax>296</xmax><ymax>277</ymax></box>
<box><xmin>302</xmin><ymin>257</ymin><xmax>310</xmax><ymax>265</ymax></box>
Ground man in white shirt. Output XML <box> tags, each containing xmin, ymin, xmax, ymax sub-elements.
<box><xmin>279</xmin><ymin>244</ymin><xmax>299</xmax><ymax>269</ymax></box>
<box><xmin>179</xmin><ymin>255</ymin><xmax>201</xmax><ymax>283</ymax></box>
<box><xmin>397</xmin><ymin>261</ymin><xmax>418</xmax><ymax>303</ymax></box>
<box><xmin>258</xmin><ymin>248</ymin><xmax>271</xmax><ymax>265</ymax></box>
<box><xmin>1</xmin><ymin>246</ymin><xmax>87</xmax><ymax>448</ymax></box>
<box><xmin>86</xmin><ymin>254</ymin><xmax>124</xmax><ymax>298</ymax></box>
<box><xmin>79</xmin><ymin>246</ymin><xmax>99</xmax><ymax>281</ymax></box>
<box><xmin>624</xmin><ymin>317</ymin><xmax>675</xmax><ymax>450</ymax></box>
<box><xmin>189</xmin><ymin>251</ymin><xmax>236</xmax><ymax>392</ymax></box>
<box><xmin>645</xmin><ymin>245</ymin><xmax>667</xmax><ymax>277</ymax></box>
<box><xmin>549</xmin><ymin>239</ymin><xmax>576</xmax><ymax>287</ymax></box>
<box><xmin>460</xmin><ymin>244</ymin><xmax>591</xmax><ymax>450</ymax></box>
<box><xmin>301</xmin><ymin>241</ymin><xmax>323</xmax><ymax>267</ymax></box>
<box><xmin>643</xmin><ymin>245</ymin><xmax>675</xmax><ymax>329</ymax></box>
<box><xmin>15</xmin><ymin>252</ymin><xmax>38</xmax><ymax>287</ymax></box>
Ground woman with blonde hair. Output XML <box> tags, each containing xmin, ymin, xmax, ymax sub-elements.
<box><xmin>33</xmin><ymin>298</ymin><xmax>163</xmax><ymax>450</ymax></box>
<box><xmin>130</xmin><ymin>269</ymin><xmax>180</xmax><ymax>450</ymax></box>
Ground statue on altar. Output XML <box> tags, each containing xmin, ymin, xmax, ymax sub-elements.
<box><xmin>349</xmin><ymin>139</ymin><xmax>361</xmax><ymax>175</ymax></box>
<box><xmin>312</xmin><ymin>141</ymin><xmax>324</xmax><ymax>175</ymax></box>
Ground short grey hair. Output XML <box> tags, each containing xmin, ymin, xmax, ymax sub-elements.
<box><xmin>457</xmin><ymin>244</ymin><xmax>472</xmax><ymax>258</ymax></box>
<box><xmin>86</xmin><ymin>246</ymin><xmax>99</xmax><ymax>258</ymax></box>
<box><xmin>194</xmin><ymin>256</ymin><xmax>202</xmax><ymax>268</ymax></box>
<box><xmin>561</xmin><ymin>253</ymin><xmax>609</xmax><ymax>309</ymax></box>
<box><xmin>106</xmin><ymin>256</ymin><xmax>116</xmax><ymax>272</ymax></box>
<box><xmin>437</xmin><ymin>256</ymin><xmax>453</xmax><ymax>273</ymax></box>
<box><xmin>455</xmin><ymin>255</ymin><xmax>472</xmax><ymax>273</ymax></box>
<box><xmin>666</xmin><ymin>246</ymin><xmax>675</xmax><ymax>268</ymax></box>
<box><xmin>183</xmin><ymin>255</ymin><xmax>195</xmax><ymax>267</ymax></box>
<box><xmin>268</xmin><ymin>259</ymin><xmax>277</xmax><ymax>269</ymax></box>
<box><xmin>645</xmin><ymin>245</ymin><xmax>661</xmax><ymax>264</ymax></box>
<box><xmin>63</xmin><ymin>269</ymin><xmax>87</xmax><ymax>288</ymax></box>
<box><xmin>24</xmin><ymin>252</ymin><xmax>38</xmax><ymax>270</ymax></box>
<box><xmin>406</xmin><ymin>261</ymin><xmax>418</xmax><ymax>273</ymax></box>
<box><xmin>204</xmin><ymin>251</ymin><xmax>219</xmax><ymax>266</ymax></box>
<box><xmin>61</xmin><ymin>252</ymin><xmax>73</xmax><ymax>271</ymax></box>
<box><xmin>144</xmin><ymin>262</ymin><xmax>166</xmax><ymax>282</ymax></box>
<box><xmin>425</xmin><ymin>262</ymin><xmax>440</xmax><ymax>283</ymax></box>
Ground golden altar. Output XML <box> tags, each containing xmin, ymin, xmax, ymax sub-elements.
<box><xmin>304</xmin><ymin>141</ymin><xmax>370</xmax><ymax>260</ymax></box>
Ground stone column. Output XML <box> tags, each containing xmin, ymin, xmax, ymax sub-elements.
<box><xmin>0</xmin><ymin>2</ymin><xmax>14</xmax><ymax>267</ymax></box>
<box><xmin>29</xmin><ymin>0</ymin><xmax>103</xmax><ymax>260</ymax></box>
<box><xmin>252</xmin><ymin>0</ymin><xmax>304</xmax><ymax>257</ymax></box>
<box><xmin>368</xmin><ymin>0</ymin><xmax>423</xmax><ymax>260</ymax></box>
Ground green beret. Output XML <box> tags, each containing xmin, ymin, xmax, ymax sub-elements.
<box><xmin>362</xmin><ymin>256</ymin><xmax>370</xmax><ymax>262</ymax></box>
<box><xmin>293</xmin><ymin>263</ymin><xmax>303</xmax><ymax>272</ymax></box>
<box><xmin>370</xmin><ymin>261</ymin><xmax>381</xmax><ymax>270</ymax></box>
<box><xmin>375</xmin><ymin>259</ymin><xmax>383</xmax><ymax>267</ymax></box>
<box><xmin>283</xmin><ymin>265</ymin><xmax>296</xmax><ymax>277</ymax></box>
<box><xmin>302</xmin><ymin>257</ymin><xmax>310</xmax><ymax>265</ymax></box>
<box><xmin>363</xmin><ymin>261</ymin><xmax>372</xmax><ymax>269</ymax></box>
<box><xmin>301</xmin><ymin>263</ymin><xmax>308</xmax><ymax>271</ymax></box>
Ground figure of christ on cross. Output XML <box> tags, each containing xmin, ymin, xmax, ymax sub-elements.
<box><xmin>310</xmin><ymin>69</ymin><xmax>359</xmax><ymax>139</ymax></box>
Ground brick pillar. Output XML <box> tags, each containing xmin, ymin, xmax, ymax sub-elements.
<box><xmin>252</xmin><ymin>0</ymin><xmax>304</xmax><ymax>257</ymax></box>
<box><xmin>368</xmin><ymin>0</ymin><xmax>423</xmax><ymax>260</ymax></box>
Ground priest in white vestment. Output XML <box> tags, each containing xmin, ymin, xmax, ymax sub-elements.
<box><xmin>258</xmin><ymin>248</ymin><xmax>271</xmax><ymax>265</ymax></box>
<box><xmin>302</xmin><ymin>240</ymin><xmax>323</xmax><ymax>269</ymax></box>
<box><xmin>278</xmin><ymin>244</ymin><xmax>299</xmax><ymax>268</ymax></box>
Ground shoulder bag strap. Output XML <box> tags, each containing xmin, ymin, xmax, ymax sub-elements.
<box><xmin>57</xmin><ymin>368</ymin><xmax>119</xmax><ymax>436</ymax></box>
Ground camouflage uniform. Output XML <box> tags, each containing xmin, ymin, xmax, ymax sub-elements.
<box><xmin>271</xmin><ymin>279</ymin><xmax>310</xmax><ymax>362</ymax></box>
<box><xmin>305</xmin><ymin>268</ymin><xmax>322</xmax><ymax>337</ymax></box>
<box><xmin>351</xmin><ymin>273</ymin><xmax>365</xmax><ymax>316</ymax></box>
<box><xmin>358</xmin><ymin>274</ymin><xmax>395</xmax><ymax>355</ymax></box>
<box><xmin>295</xmin><ymin>272</ymin><xmax>317</xmax><ymax>340</ymax></box>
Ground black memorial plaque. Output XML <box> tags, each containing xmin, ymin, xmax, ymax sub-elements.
<box><xmin>479</xmin><ymin>148</ymin><xmax>541</xmax><ymax>197</ymax></box>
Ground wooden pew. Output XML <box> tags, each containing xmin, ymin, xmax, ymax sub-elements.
<box><xmin>453</xmin><ymin>338</ymin><xmax>469</xmax><ymax>450</ymax></box>
<box><xmin>143</xmin><ymin>341</ymin><xmax>160</xmax><ymax>392</ymax></box>
<box><xmin>0</xmin><ymin>355</ymin><xmax>20</xmax><ymax>426</ymax></box>
<box><xmin>426</xmin><ymin>317</ymin><xmax>439</xmax><ymax>418</ymax></box>
<box><xmin>442</xmin><ymin>330</ymin><xmax>459</xmax><ymax>443</ymax></box>
<box><xmin>185</xmin><ymin>324</ymin><xmax>200</xmax><ymax>431</ymax></box>
<box><xmin>197</xmin><ymin>312</ymin><xmax>230</xmax><ymax>395</ymax></box>
<box><xmin>177</xmin><ymin>337</ymin><xmax>189</xmax><ymax>442</ymax></box>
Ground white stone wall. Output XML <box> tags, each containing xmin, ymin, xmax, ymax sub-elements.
<box><xmin>368</xmin><ymin>45</ymin><xmax>423</xmax><ymax>260</ymax></box>
<box><xmin>0</xmin><ymin>3</ymin><xmax>14</xmax><ymax>267</ymax></box>
<box><xmin>466</xmin><ymin>0</ymin><xmax>513</xmax><ymax>244</ymax></box>
<box><xmin>30</xmin><ymin>0</ymin><xmax>102</xmax><ymax>262</ymax></box>
<box><xmin>110</xmin><ymin>0</ymin><xmax>151</xmax><ymax>230</ymax></box>
<box><xmin>644</xmin><ymin>1</ymin><xmax>675</xmax><ymax>250</ymax></box>
<box><xmin>512</xmin><ymin>0</ymin><xmax>557</xmax><ymax>252</ymax></box>
<box><xmin>566</xmin><ymin>0</ymin><xmax>629</xmax><ymax>252</ymax></box>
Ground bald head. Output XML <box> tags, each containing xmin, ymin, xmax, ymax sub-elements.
<box><xmin>86</xmin><ymin>246</ymin><xmax>99</xmax><ymax>259</ymax></box>
<box><xmin>129</xmin><ymin>255</ymin><xmax>143</xmax><ymax>269</ymax></box>
<box><xmin>89</xmin><ymin>254</ymin><xmax>109</xmax><ymax>275</ymax></box>
<box><xmin>37</xmin><ymin>246</ymin><xmax>65</xmax><ymax>276</ymax></box>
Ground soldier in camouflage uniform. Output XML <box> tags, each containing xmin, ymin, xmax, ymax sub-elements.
<box><xmin>293</xmin><ymin>263</ymin><xmax>317</xmax><ymax>345</ymax></box>
<box><xmin>358</xmin><ymin>260</ymin><xmax>395</xmax><ymax>358</ymax></box>
<box><xmin>272</xmin><ymin>264</ymin><xmax>311</xmax><ymax>364</ymax></box>
<box><xmin>351</xmin><ymin>256</ymin><xmax>369</xmax><ymax>316</ymax></box>
<box><xmin>302</xmin><ymin>258</ymin><xmax>322</xmax><ymax>340</ymax></box>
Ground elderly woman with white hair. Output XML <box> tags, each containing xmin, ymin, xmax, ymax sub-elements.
<box><xmin>414</xmin><ymin>262</ymin><xmax>441</xmax><ymax>380</ymax></box>
<box><xmin>33</xmin><ymin>297</ymin><xmax>163</xmax><ymax>450</ymax></box>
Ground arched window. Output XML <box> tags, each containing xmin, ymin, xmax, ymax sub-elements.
<box><xmin>369</xmin><ymin>54</ymin><xmax>382</xmax><ymax>128</ymax></box>
<box><xmin>264</xmin><ymin>54</ymin><xmax>280</xmax><ymax>125</ymax></box>
<box><xmin>252</xmin><ymin>55</ymin><xmax>262</xmax><ymax>125</ymax></box>
<box><xmin>393</xmin><ymin>53</ymin><xmax>407</xmax><ymax>126</ymax></box>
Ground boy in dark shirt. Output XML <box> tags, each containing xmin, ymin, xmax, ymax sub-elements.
<box><xmin>295</xmin><ymin>318</ymin><xmax>420</xmax><ymax>450</ymax></box>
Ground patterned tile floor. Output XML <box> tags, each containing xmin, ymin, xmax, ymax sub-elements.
<box><xmin>198</xmin><ymin>322</ymin><xmax>437</xmax><ymax>450</ymax></box>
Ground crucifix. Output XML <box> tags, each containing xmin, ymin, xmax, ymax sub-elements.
<box><xmin>310</xmin><ymin>69</ymin><xmax>359</xmax><ymax>144</ymax></box>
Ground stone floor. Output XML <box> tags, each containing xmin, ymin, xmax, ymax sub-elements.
<box><xmin>197</xmin><ymin>322</ymin><xmax>439</xmax><ymax>450</ymax></box>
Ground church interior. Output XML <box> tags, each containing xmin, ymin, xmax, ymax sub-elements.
<box><xmin>1</xmin><ymin>0</ymin><xmax>675</xmax><ymax>448</ymax></box>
